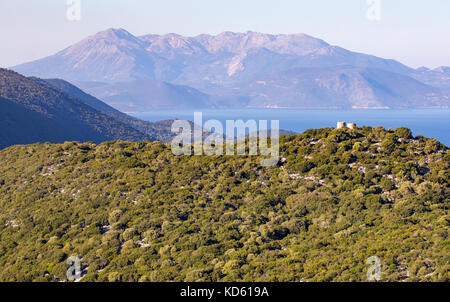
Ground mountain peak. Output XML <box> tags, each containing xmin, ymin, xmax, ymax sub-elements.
<box><xmin>59</xmin><ymin>27</ymin><xmax>145</xmax><ymax>54</ymax></box>
<box><xmin>416</xmin><ymin>66</ymin><xmax>431</xmax><ymax>72</ymax></box>
<box><xmin>95</xmin><ymin>27</ymin><xmax>131</xmax><ymax>36</ymax></box>
<box><xmin>12</xmin><ymin>27</ymin><xmax>447</xmax><ymax>109</ymax></box>
<box><xmin>87</xmin><ymin>28</ymin><xmax>141</xmax><ymax>43</ymax></box>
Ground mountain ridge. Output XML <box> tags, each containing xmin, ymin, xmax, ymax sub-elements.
<box><xmin>240</xmin><ymin>66</ymin><xmax>445</xmax><ymax>109</ymax></box>
<box><xmin>0</xmin><ymin>68</ymin><xmax>153</xmax><ymax>147</ymax></box>
<box><xmin>38</xmin><ymin>77</ymin><xmax>182</xmax><ymax>142</ymax></box>
<box><xmin>11</xmin><ymin>28</ymin><xmax>450</xmax><ymax>110</ymax></box>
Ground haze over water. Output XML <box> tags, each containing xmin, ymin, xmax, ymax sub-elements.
<box><xmin>132</xmin><ymin>109</ymin><xmax>450</xmax><ymax>146</ymax></box>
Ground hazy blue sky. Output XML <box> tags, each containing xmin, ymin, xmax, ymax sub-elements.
<box><xmin>1</xmin><ymin>0</ymin><xmax>449</xmax><ymax>68</ymax></box>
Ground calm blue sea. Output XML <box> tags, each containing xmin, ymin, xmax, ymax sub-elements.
<box><xmin>131</xmin><ymin>109</ymin><xmax>450</xmax><ymax>146</ymax></box>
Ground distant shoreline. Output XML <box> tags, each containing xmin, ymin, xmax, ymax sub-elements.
<box><xmin>125</xmin><ymin>107</ymin><xmax>450</xmax><ymax>114</ymax></box>
<box><xmin>130</xmin><ymin>109</ymin><xmax>450</xmax><ymax>146</ymax></box>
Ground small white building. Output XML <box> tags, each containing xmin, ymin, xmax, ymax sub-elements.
<box><xmin>336</xmin><ymin>122</ymin><xmax>356</xmax><ymax>129</ymax></box>
<box><xmin>337</xmin><ymin>122</ymin><xmax>346</xmax><ymax>129</ymax></box>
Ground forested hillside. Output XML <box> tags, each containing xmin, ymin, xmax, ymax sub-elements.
<box><xmin>0</xmin><ymin>69</ymin><xmax>150</xmax><ymax>147</ymax></box>
<box><xmin>0</xmin><ymin>126</ymin><xmax>448</xmax><ymax>281</ymax></box>
<box><xmin>0</xmin><ymin>96</ymin><xmax>77</xmax><ymax>150</ymax></box>
<box><xmin>39</xmin><ymin>78</ymin><xmax>179</xmax><ymax>142</ymax></box>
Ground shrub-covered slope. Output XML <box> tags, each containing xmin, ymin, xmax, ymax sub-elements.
<box><xmin>0</xmin><ymin>127</ymin><xmax>448</xmax><ymax>282</ymax></box>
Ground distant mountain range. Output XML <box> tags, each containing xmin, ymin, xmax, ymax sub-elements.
<box><xmin>0</xmin><ymin>69</ymin><xmax>180</xmax><ymax>149</ymax></box>
<box><xmin>11</xmin><ymin>28</ymin><xmax>450</xmax><ymax>110</ymax></box>
<box><xmin>241</xmin><ymin>66</ymin><xmax>444</xmax><ymax>109</ymax></box>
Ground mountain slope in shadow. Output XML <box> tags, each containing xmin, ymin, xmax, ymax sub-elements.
<box><xmin>0</xmin><ymin>69</ymin><xmax>151</xmax><ymax>148</ymax></box>
<box><xmin>39</xmin><ymin>78</ymin><xmax>179</xmax><ymax>142</ymax></box>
